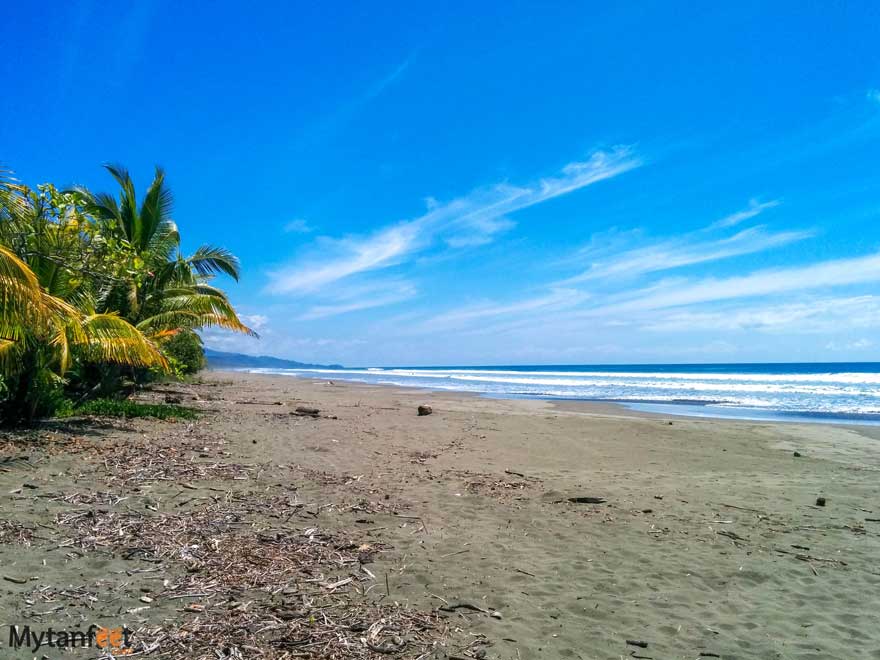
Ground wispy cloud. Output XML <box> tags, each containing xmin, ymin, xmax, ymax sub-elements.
<box><xmin>600</xmin><ymin>250</ymin><xmax>880</xmax><ymax>314</ymax></box>
<box><xmin>364</xmin><ymin>58</ymin><xmax>411</xmax><ymax>102</ymax></box>
<box><xmin>283</xmin><ymin>219</ymin><xmax>312</xmax><ymax>234</ymax></box>
<box><xmin>561</xmin><ymin>199</ymin><xmax>801</xmax><ymax>284</ymax></box>
<box><xmin>266</xmin><ymin>147</ymin><xmax>642</xmax><ymax>295</ymax></box>
<box><xmin>296</xmin><ymin>54</ymin><xmax>414</xmax><ymax>148</ymax></box>
<box><xmin>415</xmin><ymin>288</ymin><xmax>589</xmax><ymax>332</ymax></box>
<box><xmin>298</xmin><ymin>280</ymin><xmax>417</xmax><ymax>320</ymax></box>
<box><xmin>827</xmin><ymin>338</ymin><xmax>873</xmax><ymax>351</ymax></box>
<box><xmin>644</xmin><ymin>296</ymin><xmax>880</xmax><ymax>333</ymax></box>
<box><xmin>710</xmin><ymin>198</ymin><xmax>781</xmax><ymax>228</ymax></box>
<box><xmin>240</xmin><ymin>314</ymin><xmax>269</xmax><ymax>331</ymax></box>
<box><xmin>268</xmin><ymin>223</ymin><xmax>421</xmax><ymax>294</ymax></box>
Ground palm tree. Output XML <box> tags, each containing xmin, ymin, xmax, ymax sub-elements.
<box><xmin>76</xmin><ymin>165</ymin><xmax>254</xmax><ymax>339</ymax></box>
<box><xmin>0</xmin><ymin>244</ymin><xmax>167</xmax><ymax>423</ymax></box>
<box><xmin>1</xmin><ymin>174</ymin><xmax>168</xmax><ymax>422</ymax></box>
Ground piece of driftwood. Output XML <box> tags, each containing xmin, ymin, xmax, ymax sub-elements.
<box><xmin>293</xmin><ymin>406</ymin><xmax>320</xmax><ymax>417</ymax></box>
<box><xmin>717</xmin><ymin>529</ymin><xmax>747</xmax><ymax>542</ymax></box>
<box><xmin>567</xmin><ymin>496</ymin><xmax>607</xmax><ymax>504</ymax></box>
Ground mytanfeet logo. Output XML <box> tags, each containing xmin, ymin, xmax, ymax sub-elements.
<box><xmin>6</xmin><ymin>624</ymin><xmax>132</xmax><ymax>654</ymax></box>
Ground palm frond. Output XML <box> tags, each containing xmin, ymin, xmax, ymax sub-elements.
<box><xmin>0</xmin><ymin>245</ymin><xmax>48</xmax><ymax>327</ymax></box>
<box><xmin>188</xmin><ymin>245</ymin><xmax>240</xmax><ymax>280</ymax></box>
<box><xmin>138</xmin><ymin>310</ymin><xmax>256</xmax><ymax>337</ymax></box>
<box><xmin>77</xmin><ymin>313</ymin><xmax>168</xmax><ymax>370</ymax></box>
<box><xmin>103</xmin><ymin>163</ymin><xmax>139</xmax><ymax>245</ymax></box>
<box><xmin>139</xmin><ymin>167</ymin><xmax>175</xmax><ymax>252</ymax></box>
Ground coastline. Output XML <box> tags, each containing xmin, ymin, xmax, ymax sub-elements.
<box><xmin>233</xmin><ymin>367</ymin><xmax>880</xmax><ymax>427</ymax></box>
<box><xmin>1</xmin><ymin>370</ymin><xmax>878</xmax><ymax>658</ymax></box>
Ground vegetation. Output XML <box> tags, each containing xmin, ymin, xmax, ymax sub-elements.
<box><xmin>162</xmin><ymin>330</ymin><xmax>207</xmax><ymax>375</ymax></box>
<box><xmin>0</xmin><ymin>164</ymin><xmax>252</xmax><ymax>425</ymax></box>
<box><xmin>65</xmin><ymin>398</ymin><xmax>198</xmax><ymax>420</ymax></box>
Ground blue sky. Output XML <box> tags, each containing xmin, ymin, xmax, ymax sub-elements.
<box><xmin>3</xmin><ymin>1</ymin><xmax>880</xmax><ymax>366</ymax></box>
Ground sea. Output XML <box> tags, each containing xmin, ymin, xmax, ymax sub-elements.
<box><xmin>247</xmin><ymin>362</ymin><xmax>880</xmax><ymax>425</ymax></box>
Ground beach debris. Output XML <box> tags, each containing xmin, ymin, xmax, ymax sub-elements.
<box><xmin>504</xmin><ymin>468</ymin><xmax>527</xmax><ymax>478</ymax></box>
<box><xmin>418</xmin><ymin>404</ymin><xmax>433</xmax><ymax>416</ymax></box>
<box><xmin>0</xmin><ymin>521</ymin><xmax>34</xmax><ymax>546</ymax></box>
<box><xmin>3</xmin><ymin>575</ymin><xmax>29</xmax><ymax>584</ymax></box>
<box><xmin>567</xmin><ymin>496</ymin><xmax>607</xmax><ymax>504</ymax></box>
<box><xmin>409</xmin><ymin>450</ymin><xmax>437</xmax><ymax>464</ymax></box>
<box><xmin>717</xmin><ymin>529</ymin><xmax>748</xmax><ymax>542</ymax></box>
<box><xmin>626</xmin><ymin>639</ymin><xmax>649</xmax><ymax>648</ymax></box>
<box><xmin>439</xmin><ymin>603</ymin><xmax>502</xmax><ymax>619</ymax></box>
<box><xmin>774</xmin><ymin>547</ymin><xmax>847</xmax><ymax>566</ymax></box>
<box><xmin>45</xmin><ymin>492</ymin><xmax>449</xmax><ymax>657</ymax></box>
<box><xmin>793</xmin><ymin>451</ymin><xmax>802</xmax><ymax>457</ymax></box>
<box><xmin>816</xmin><ymin>497</ymin><xmax>827</xmax><ymax>507</ymax></box>
<box><xmin>718</xmin><ymin>502</ymin><xmax>765</xmax><ymax>514</ymax></box>
<box><xmin>293</xmin><ymin>405</ymin><xmax>321</xmax><ymax>417</ymax></box>
<box><xmin>164</xmin><ymin>394</ymin><xmax>183</xmax><ymax>404</ymax></box>
<box><xmin>466</xmin><ymin>476</ymin><xmax>533</xmax><ymax>500</ymax></box>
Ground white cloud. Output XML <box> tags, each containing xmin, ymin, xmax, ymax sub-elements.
<box><xmin>598</xmin><ymin>250</ymin><xmax>880</xmax><ymax>314</ymax></box>
<box><xmin>266</xmin><ymin>147</ymin><xmax>642</xmax><ymax>295</ymax></box>
<box><xmin>268</xmin><ymin>223</ymin><xmax>421</xmax><ymax>294</ymax></box>
<box><xmin>826</xmin><ymin>338</ymin><xmax>874</xmax><ymax>351</ymax></box>
<box><xmin>241</xmin><ymin>314</ymin><xmax>269</xmax><ymax>331</ymax></box>
<box><xmin>562</xmin><ymin>224</ymin><xmax>810</xmax><ymax>284</ymax></box>
<box><xmin>283</xmin><ymin>219</ymin><xmax>312</xmax><ymax>233</ymax></box>
<box><xmin>298</xmin><ymin>280</ymin><xmax>417</xmax><ymax>320</ymax></box>
<box><xmin>415</xmin><ymin>288</ymin><xmax>589</xmax><ymax>332</ymax></box>
<box><xmin>644</xmin><ymin>296</ymin><xmax>880</xmax><ymax>333</ymax></box>
<box><xmin>710</xmin><ymin>198</ymin><xmax>781</xmax><ymax>228</ymax></box>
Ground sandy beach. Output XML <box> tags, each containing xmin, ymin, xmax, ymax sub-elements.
<box><xmin>1</xmin><ymin>370</ymin><xmax>879</xmax><ymax>659</ymax></box>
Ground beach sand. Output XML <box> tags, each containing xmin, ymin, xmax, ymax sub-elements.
<box><xmin>1</xmin><ymin>370</ymin><xmax>879</xmax><ymax>659</ymax></box>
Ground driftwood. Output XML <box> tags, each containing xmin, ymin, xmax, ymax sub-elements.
<box><xmin>439</xmin><ymin>603</ymin><xmax>502</xmax><ymax>619</ymax></box>
<box><xmin>293</xmin><ymin>406</ymin><xmax>321</xmax><ymax>417</ymax></box>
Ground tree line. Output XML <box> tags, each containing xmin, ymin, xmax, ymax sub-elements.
<box><xmin>0</xmin><ymin>164</ymin><xmax>253</xmax><ymax>425</ymax></box>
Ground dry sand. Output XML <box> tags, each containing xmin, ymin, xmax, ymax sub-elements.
<box><xmin>1</xmin><ymin>370</ymin><xmax>879</xmax><ymax>659</ymax></box>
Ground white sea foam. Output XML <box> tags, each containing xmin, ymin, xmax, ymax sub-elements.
<box><xmin>250</xmin><ymin>365</ymin><xmax>880</xmax><ymax>417</ymax></box>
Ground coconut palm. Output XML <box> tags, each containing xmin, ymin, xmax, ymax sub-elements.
<box><xmin>1</xmin><ymin>175</ymin><xmax>168</xmax><ymax>422</ymax></box>
<box><xmin>76</xmin><ymin>165</ymin><xmax>254</xmax><ymax>339</ymax></box>
<box><xmin>0</xmin><ymin>245</ymin><xmax>167</xmax><ymax>423</ymax></box>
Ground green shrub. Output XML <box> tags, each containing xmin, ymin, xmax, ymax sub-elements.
<box><xmin>66</xmin><ymin>398</ymin><xmax>198</xmax><ymax>420</ymax></box>
<box><xmin>161</xmin><ymin>331</ymin><xmax>206</xmax><ymax>375</ymax></box>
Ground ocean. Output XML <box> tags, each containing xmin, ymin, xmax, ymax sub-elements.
<box><xmin>247</xmin><ymin>362</ymin><xmax>880</xmax><ymax>425</ymax></box>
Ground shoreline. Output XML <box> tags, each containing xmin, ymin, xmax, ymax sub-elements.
<box><xmin>2</xmin><ymin>370</ymin><xmax>879</xmax><ymax>658</ymax></box>
<box><xmin>217</xmin><ymin>367</ymin><xmax>880</xmax><ymax>427</ymax></box>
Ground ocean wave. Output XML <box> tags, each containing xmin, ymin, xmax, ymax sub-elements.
<box><xmin>251</xmin><ymin>365</ymin><xmax>880</xmax><ymax>417</ymax></box>
<box><xmin>289</xmin><ymin>367</ymin><xmax>880</xmax><ymax>385</ymax></box>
